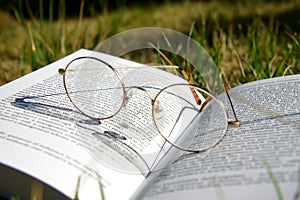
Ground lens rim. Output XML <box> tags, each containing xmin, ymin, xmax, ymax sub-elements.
<box><xmin>62</xmin><ymin>56</ymin><xmax>126</xmax><ymax>120</ymax></box>
<box><xmin>152</xmin><ymin>83</ymin><xmax>228</xmax><ymax>153</ymax></box>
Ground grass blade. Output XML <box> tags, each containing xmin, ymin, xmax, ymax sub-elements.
<box><xmin>263</xmin><ymin>160</ymin><xmax>284</xmax><ymax>200</ymax></box>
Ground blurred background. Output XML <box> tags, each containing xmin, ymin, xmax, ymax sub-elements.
<box><xmin>0</xmin><ymin>0</ymin><xmax>299</xmax><ymax>86</ymax></box>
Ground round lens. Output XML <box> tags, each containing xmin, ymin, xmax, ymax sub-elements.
<box><xmin>152</xmin><ymin>84</ymin><xmax>228</xmax><ymax>152</ymax></box>
<box><xmin>63</xmin><ymin>57</ymin><xmax>125</xmax><ymax>119</ymax></box>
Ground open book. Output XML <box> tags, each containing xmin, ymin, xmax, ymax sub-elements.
<box><xmin>0</xmin><ymin>49</ymin><xmax>299</xmax><ymax>200</ymax></box>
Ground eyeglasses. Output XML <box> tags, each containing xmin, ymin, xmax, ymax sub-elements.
<box><xmin>59</xmin><ymin>56</ymin><xmax>240</xmax><ymax>153</ymax></box>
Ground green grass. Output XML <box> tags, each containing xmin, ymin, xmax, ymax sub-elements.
<box><xmin>0</xmin><ymin>0</ymin><xmax>299</xmax><ymax>87</ymax></box>
<box><xmin>0</xmin><ymin>2</ymin><xmax>299</xmax><ymax>199</ymax></box>
<box><xmin>264</xmin><ymin>160</ymin><xmax>284</xmax><ymax>200</ymax></box>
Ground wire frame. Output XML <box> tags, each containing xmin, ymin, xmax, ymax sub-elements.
<box><xmin>152</xmin><ymin>83</ymin><xmax>229</xmax><ymax>153</ymax></box>
<box><xmin>61</xmin><ymin>56</ymin><xmax>126</xmax><ymax>120</ymax></box>
<box><xmin>59</xmin><ymin>56</ymin><xmax>239</xmax><ymax>153</ymax></box>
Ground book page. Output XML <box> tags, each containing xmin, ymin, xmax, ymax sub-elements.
<box><xmin>0</xmin><ymin>49</ymin><xmax>189</xmax><ymax>199</ymax></box>
<box><xmin>133</xmin><ymin>74</ymin><xmax>300</xmax><ymax>200</ymax></box>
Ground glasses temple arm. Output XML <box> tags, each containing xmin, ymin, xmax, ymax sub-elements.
<box><xmin>175</xmin><ymin>66</ymin><xmax>202</xmax><ymax>105</ymax></box>
<box><xmin>151</xmin><ymin>65</ymin><xmax>202</xmax><ymax>105</ymax></box>
<box><xmin>223</xmin><ymin>84</ymin><xmax>241</xmax><ymax>127</ymax></box>
<box><xmin>59</xmin><ymin>62</ymin><xmax>202</xmax><ymax>105</ymax></box>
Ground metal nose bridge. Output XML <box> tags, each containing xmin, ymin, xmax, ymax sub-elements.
<box><xmin>124</xmin><ymin>86</ymin><xmax>155</xmax><ymax>107</ymax></box>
